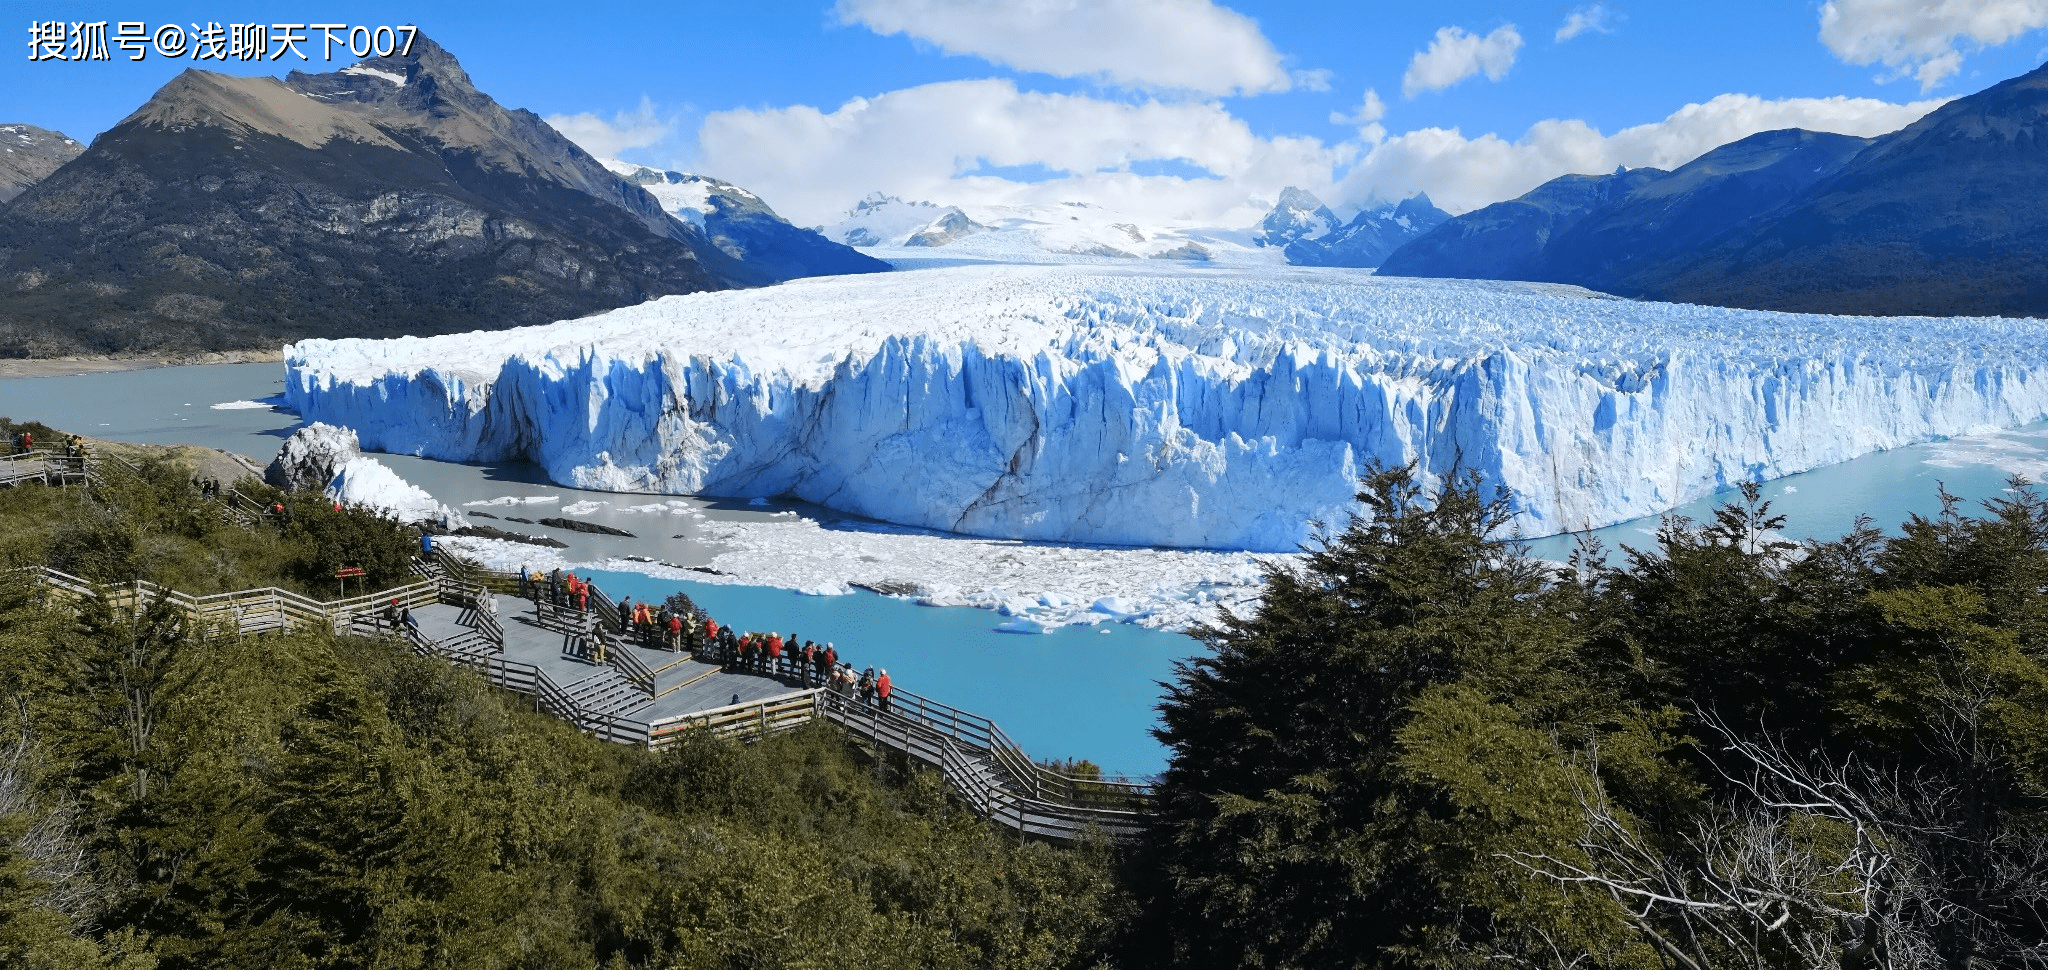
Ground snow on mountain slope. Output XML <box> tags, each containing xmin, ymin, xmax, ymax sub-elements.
<box><xmin>823</xmin><ymin>193</ymin><xmax>1282</xmax><ymax>266</ymax></box>
<box><xmin>822</xmin><ymin>194</ymin><xmax>985</xmax><ymax>247</ymax></box>
<box><xmin>283</xmin><ymin>263</ymin><xmax>2048</xmax><ymax>551</ymax></box>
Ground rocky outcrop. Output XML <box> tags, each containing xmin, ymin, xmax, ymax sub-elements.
<box><xmin>0</xmin><ymin>124</ymin><xmax>82</xmax><ymax>204</ymax></box>
<box><xmin>265</xmin><ymin>422</ymin><xmax>361</xmax><ymax>492</ymax></box>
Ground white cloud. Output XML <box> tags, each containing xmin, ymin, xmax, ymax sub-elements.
<box><xmin>1820</xmin><ymin>0</ymin><xmax>2048</xmax><ymax>91</ymax></box>
<box><xmin>835</xmin><ymin>0</ymin><xmax>1294</xmax><ymax>95</ymax></box>
<box><xmin>1334</xmin><ymin>92</ymin><xmax>1948</xmax><ymax>214</ymax></box>
<box><xmin>692</xmin><ymin>78</ymin><xmax>1346</xmax><ymax>227</ymax></box>
<box><xmin>544</xmin><ymin>97</ymin><xmax>676</xmax><ymax>160</ymax></box>
<box><xmin>1556</xmin><ymin>4</ymin><xmax>1615</xmax><ymax>42</ymax></box>
<box><xmin>1403</xmin><ymin>24</ymin><xmax>1523</xmax><ymax>97</ymax></box>
<box><xmin>1329</xmin><ymin>89</ymin><xmax>1388</xmax><ymax>143</ymax></box>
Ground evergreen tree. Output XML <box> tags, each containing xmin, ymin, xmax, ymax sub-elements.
<box><xmin>1142</xmin><ymin>464</ymin><xmax>1630</xmax><ymax>968</ymax></box>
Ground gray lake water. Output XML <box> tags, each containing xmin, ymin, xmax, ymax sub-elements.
<box><xmin>7</xmin><ymin>361</ymin><xmax>2047</xmax><ymax>774</ymax></box>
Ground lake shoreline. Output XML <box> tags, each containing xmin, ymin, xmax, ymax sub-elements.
<box><xmin>0</xmin><ymin>348</ymin><xmax>283</xmax><ymax>379</ymax></box>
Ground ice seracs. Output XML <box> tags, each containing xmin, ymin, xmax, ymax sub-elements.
<box><xmin>284</xmin><ymin>262</ymin><xmax>2048</xmax><ymax>552</ymax></box>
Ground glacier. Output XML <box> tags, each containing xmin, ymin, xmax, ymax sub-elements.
<box><xmin>284</xmin><ymin>263</ymin><xmax>2048</xmax><ymax>552</ymax></box>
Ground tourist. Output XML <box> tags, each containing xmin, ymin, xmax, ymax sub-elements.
<box><xmin>382</xmin><ymin>597</ymin><xmax>401</xmax><ymax>632</ymax></box>
<box><xmin>666</xmin><ymin>611</ymin><xmax>682</xmax><ymax>650</ymax></box>
<box><xmin>617</xmin><ymin>597</ymin><xmax>633</xmax><ymax>633</ymax></box>
<box><xmin>823</xmin><ymin>642</ymin><xmax>838</xmax><ymax>677</ymax></box>
<box><xmin>799</xmin><ymin>641</ymin><xmax>816</xmax><ymax>686</ymax></box>
<box><xmin>766</xmin><ymin>632</ymin><xmax>783</xmax><ymax>676</ymax></box>
<box><xmin>518</xmin><ymin>563</ymin><xmax>532</xmax><ymax>600</ymax></box>
<box><xmin>858</xmin><ymin>667</ymin><xmax>876</xmax><ymax>709</ymax></box>
<box><xmin>549</xmin><ymin>568</ymin><xmax>563</xmax><ymax>606</ymax></box>
<box><xmin>876</xmin><ymin>669</ymin><xmax>894</xmax><ymax>713</ymax></box>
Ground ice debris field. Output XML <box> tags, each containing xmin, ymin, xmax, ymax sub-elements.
<box><xmin>286</xmin><ymin>263</ymin><xmax>2048</xmax><ymax>552</ymax></box>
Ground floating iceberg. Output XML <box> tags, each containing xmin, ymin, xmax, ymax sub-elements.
<box><xmin>285</xmin><ymin>263</ymin><xmax>2048</xmax><ymax>551</ymax></box>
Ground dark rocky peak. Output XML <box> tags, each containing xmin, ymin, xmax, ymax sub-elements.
<box><xmin>1391</xmin><ymin>193</ymin><xmax>1443</xmax><ymax>224</ymax></box>
<box><xmin>283</xmin><ymin>31</ymin><xmax>478</xmax><ymax>108</ymax></box>
<box><xmin>1255</xmin><ymin>186</ymin><xmax>1338</xmax><ymax>247</ymax></box>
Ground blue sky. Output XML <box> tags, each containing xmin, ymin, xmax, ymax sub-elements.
<box><xmin>7</xmin><ymin>1</ymin><xmax>2048</xmax><ymax>225</ymax></box>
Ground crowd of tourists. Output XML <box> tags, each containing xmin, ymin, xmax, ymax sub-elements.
<box><xmin>515</xmin><ymin>563</ymin><xmax>897</xmax><ymax>713</ymax></box>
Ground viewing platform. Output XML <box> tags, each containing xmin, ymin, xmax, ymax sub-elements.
<box><xmin>31</xmin><ymin>552</ymin><xmax>1152</xmax><ymax>844</ymax></box>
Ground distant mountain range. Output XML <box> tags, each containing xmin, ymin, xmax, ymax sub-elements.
<box><xmin>1379</xmin><ymin>61</ymin><xmax>2048</xmax><ymax>318</ymax></box>
<box><xmin>1285</xmin><ymin>194</ymin><xmax>1450</xmax><ymax>268</ymax></box>
<box><xmin>820</xmin><ymin>193</ymin><xmax>1289</xmax><ymax>264</ymax></box>
<box><xmin>1242</xmin><ymin>187</ymin><xmax>1450</xmax><ymax>269</ymax></box>
<box><xmin>0</xmin><ymin>34</ymin><xmax>876</xmax><ymax>356</ymax></box>
<box><xmin>607</xmin><ymin>162</ymin><xmax>887</xmax><ymax>282</ymax></box>
<box><xmin>0</xmin><ymin>125</ymin><xmax>82</xmax><ymax>204</ymax></box>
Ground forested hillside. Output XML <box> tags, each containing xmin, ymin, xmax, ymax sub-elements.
<box><xmin>0</xmin><ymin>438</ymin><xmax>1125</xmax><ymax>970</ymax></box>
<box><xmin>6</xmin><ymin>420</ymin><xmax>2043</xmax><ymax>969</ymax></box>
<box><xmin>1137</xmin><ymin>468</ymin><xmax>2048</xmax><ymax>969</ymax></box>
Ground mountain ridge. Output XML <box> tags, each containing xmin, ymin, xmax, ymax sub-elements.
<box><xmin>0</xmin><ymin>33</ymin><xmax>874</xmax><ymax>356</ymax></box>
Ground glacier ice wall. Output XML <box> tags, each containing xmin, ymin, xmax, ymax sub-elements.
<box><xmin>283</xmin><ymin>264</ymin><xmax>2048</xmax><ymax>552</ymax></box>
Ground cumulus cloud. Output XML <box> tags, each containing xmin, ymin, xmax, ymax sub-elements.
<box><xmin>1329</xmin><ymin>89</ymin><xmax>1388</xmax><ymax>143</ymax></box>
<box><xmin>1820</xmin><ymin>0</ymin><xmax>2048</xmax><ymax>91</ymax></box>
<box><xmin>1556</xmin><ymin>4</ymin><xmax>1615</xmax><ymax>42</ymax></box>
<box><xmin>545</xmin><ymin>96</ymin><xmax>676</xmax><ymax>160</ymax></box>
<box><xmin>1403</xmin><ymin>24</ymin><xmax>1523</xmax><ymax>97</ymax></box>
<box><xmin>835</xmin><ymin>0</ymin><xmax>1294</xmax><ymax>95</ymax></box>
<box><xmin>1334</xmin><ymin>92</ymin><xmax>1948</xmax><ymax>214</ymax></box>
<box><xmin>693</xmin><ymin>78</ymin><xmax>1346</xmax><ymax>227</ymax></box>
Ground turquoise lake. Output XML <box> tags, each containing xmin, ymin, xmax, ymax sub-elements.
<box><xmin>8</xmin><ymin>361</ymin><xmax>2048</xmax><ymax>777</ymax></box>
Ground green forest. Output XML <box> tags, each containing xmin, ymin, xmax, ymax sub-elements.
<box><xmin>1</xmin><ymin>435</ymin><xmax>2043</xmax><ymax>969</ymax></box>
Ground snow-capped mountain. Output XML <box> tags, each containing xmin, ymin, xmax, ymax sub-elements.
<box><xmin>284</xmin><ymin>262</ymin><xmax>2048</xmax><ymax>552</ymax></box>
<box><xmin>606</xmin><ymin>161</ymin><xmax>886</xmax><ymax>282</ymax></box>
<box><xmin>0</xmin><ymin>123</ymin><xmax>82</xmax><ymax>204</ymax></box>
<box><xmin>1253</xmin><ymin>187</ymin><xmax>1339</xmax><ymax>248</ymax></box>
<box><xmin>823</xmin><ymin>193</ymin><xmax>1282</xmax><ymax>265</ymax></box>
<box><xmin>1285</xmin><ymin>194</ymin><xmax>1451</xmax><ymax>268</ymax></box>
<box><xmin>821</xmin><ymin>194</ymin><xmax>989</xmax><ymax>248</ymax></box>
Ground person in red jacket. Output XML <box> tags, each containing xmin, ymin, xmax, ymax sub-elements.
<box><xmin>766</xmin><ymin>633</ymin><xmax>783</xmax><ymax>676</ymax></box>
<box><xmin>666</xmin><ymin>612</ymin><xmax>683</xmax><ymax>650</ymax></box>
<box><xmin>876</xmin><ymin>669</ymin><xmax>894</xmax><ymax>713</ymax></box>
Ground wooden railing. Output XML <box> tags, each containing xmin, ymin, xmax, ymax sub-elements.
<box><xmin>644</xmin><ymin>690</ymin><xmax>825</xmax><ymax>748</ymax></box>
<box><xmin>816</xmin><ymin>691</ymin><xmax>1146</xmax><ymax>839</ymax></box>
<box><xmin>0</xmin><ymin>450</ymin><xmax>87</xmax><ymax>487</ymax></box>
<box><xmin>31</xmin><ymin>565</ymin><xmax>437</xmax><ymax>635</ymax></box>
<box><xmin>381</xmin><ymin>554</ymin><xmax>1157</xmax><ymax>836</ymax></box>
<box><xmin>600</xmin><ymin>632</ymin><xmax>657</xmax><ymax>693</ymax></box>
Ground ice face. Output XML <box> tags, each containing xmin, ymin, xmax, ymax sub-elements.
<box><xmin>283</xmin><ymin>263</ymin><xmax>2048</xmax><ymax>552</ymax></box>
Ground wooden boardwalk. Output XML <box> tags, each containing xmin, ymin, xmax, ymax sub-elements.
<box><xmin>30</xmin><ymin>554</ymin><xmax>1153</xmax><ymax>843</ymax></box>
<box><xmin>0</xmin><ymin>450</ymin><xmax>88</xmax><ymax>488</ymax></box>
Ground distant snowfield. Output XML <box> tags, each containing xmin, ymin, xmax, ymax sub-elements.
<box><xmin>284</xmin><ymin>262</ymin><xmax>2048</xmax><ymax>552</ymax></box>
